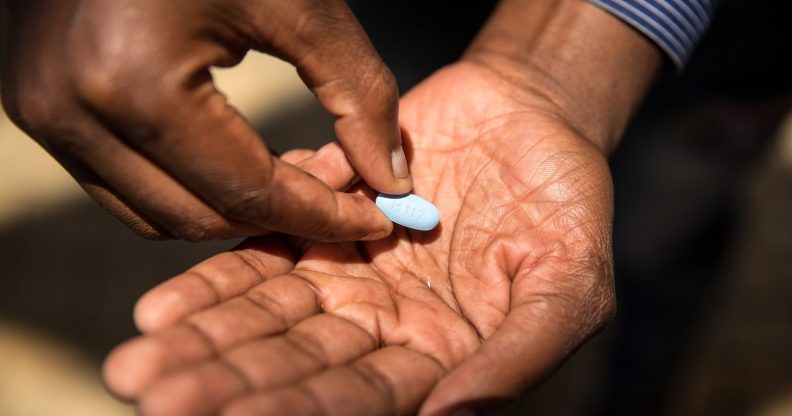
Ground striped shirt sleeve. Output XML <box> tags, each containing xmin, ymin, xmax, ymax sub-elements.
<box><xmin>588</xmin><ymin>0</ymin><xmax>716</xmax><ymax>69</ymax></box>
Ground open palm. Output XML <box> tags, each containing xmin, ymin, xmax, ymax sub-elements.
<box><xmin>105</xmin><ymin>62</ymin><xmax>616</xmax><ymax>415</ymax></box>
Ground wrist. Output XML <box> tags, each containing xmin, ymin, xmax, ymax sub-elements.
<box><xmin>462</xmin><ymin>0</ymin><xmax>661</xmax><ymax>155</ymax></box>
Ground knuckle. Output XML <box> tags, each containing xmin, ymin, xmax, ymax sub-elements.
<box><xmin>293</xmin><ymin>8</ymin><xmax>325</xmax><ymax>41</ymax></box>
<box><xmin>216</xmin><ymin>188</ymin><xmax>275</xmax><ymax>225</ymax></box>
<box><xmin>71</xmin><ymin>64</ymin><xmax>123</xmax><ymax>109</ymax></box>
<box><xmin>293</xmin><ymin>0</ymin><xmax>347</xmax><ymax>39</ymax></box>
<box><xmin>69</xmin><ymin>31</ymin><xmax>131</xmax><ymax>107</ymax></box>
<box><xmin>308</xmin><ymin>59</ymin><xmax>397</xmax><ymax>123</ymax></box>
<box><xmin>67</xmin><ymin>32</ymin><xmax>181</xmax><ymax>122</ymax></box>
<box><xmin>0</xmin><ymin>84</ymin><xmax>23</xmax><ymax>126</ymax></box>
<box><xmin>138</xmin><ymin>207</ymin><xmax>231</xmax><ymax>242</ymax></box>
<box><xmin>132</xmin><ymin>227</ymin><xmax>172</xmax><ymax>241</ymax></box>
<box><xmin>310</xmin><ymin>219</ymin><xmax>343</xmax><ymax>242</ymax></box>
<box><xmin>71</xmin><ymin>56</ymin><xmax>146</xmax><ymax>114</ymax></box>
<box><xmin>168</xmin><ymin>218</ymin><xmax>224</xmax><ymax>242</ymax></box>
<box><xmin>6</xmin><ymin>94</ymin><xmax>95</xmax><ymax>156</ymax></box>
<box><xmin>111</xmin><ymin>211</ymin><xmax>169</xmax><ymax>240</ymax></box>
<box><xmin>357</xmin><ymin>65</ymin><xmax>399</xmax><ymax>116</ymax></box>
<box><xmin>297</xmin><ymin>193</ymin><xmax>342</xmax><ymax>240</ymax></box>
<box><xmin>173</xmin><ymin>226</ymin><xmax>210</xmax><ymax>242</ymax></box>
<box><xmin>4</xmin><ymin>85</ymin><xmax>66</xmax><ymax>138</ymax></box>
<box><xmin>1</xmin><ymin>54</ymin><xmax>63</xmax><ymax>137</ymax></box>
<box><xmin>324</xmin><ymin>66</ymin><xmax>397</xmax><ymax>120</ymax></box>
<box><xmin>375</xmin><ymin>66</ymin><xmax>399</xmax><ymax>98</ymax></box>
<box><xmin>122</xmin><ymin>217</ymin><xmax>173</xmax><ymax>241</ymax></box>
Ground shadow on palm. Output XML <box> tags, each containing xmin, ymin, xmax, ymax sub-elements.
<box><xmin>104</xmin><ymin>62</ymin><xmax>616</xmax><ymax>416</ymax></box>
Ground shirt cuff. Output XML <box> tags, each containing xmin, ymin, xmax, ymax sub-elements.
<box><xmin>588</xmin><ymin>0</ymin><xmax>715</xmax><ymax>70</ymax></box>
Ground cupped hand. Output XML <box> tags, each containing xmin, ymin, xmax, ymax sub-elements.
<box><xmin>104</xmin><ymin>62</ymin><xmax>616</xmax><ymax>415</ymax></box>
<box><xmin>1</xmin><ymin>0</ymin><xmax>410</xmax><ymax>241</ymax></box>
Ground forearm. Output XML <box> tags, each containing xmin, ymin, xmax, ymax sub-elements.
<box><xmin>464</xmin><ymin>0</ymin><xmax>662</xmax><ymax>154</ymax></box>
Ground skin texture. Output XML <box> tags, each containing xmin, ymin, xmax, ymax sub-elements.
<box><xmin>104</xmin><ymin>61</ymin><xmax>620</xmax><ymax>415</ymax></box>
<box><xmin>1</xmin><ymin>0</ymin><xmax>412</xmax><ymax>241</ymax></box>
<box><xmin>101</xmin><ymin>1</ymin><xmax>663</xmax><ymax>414</ymax></box>
<box><xmin>101</xmin><ymin>1</ymin><xmax>663</xmax><ymax>413</ymax></box>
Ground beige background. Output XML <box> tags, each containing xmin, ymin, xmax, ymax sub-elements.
<box><xmin>0</xmin><ymin>52</ymin><xmax>310</xmax><ymax>416</ymax></box>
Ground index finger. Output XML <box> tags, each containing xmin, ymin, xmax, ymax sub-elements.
<box><xmin>250</xmin><ymin>0</ymin><xmax>413</xmax><ymax>195</ymax></box>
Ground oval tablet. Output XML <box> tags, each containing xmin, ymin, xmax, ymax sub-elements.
<box><xmin>375</xmin><ymin>193</ymin><xmax>440</xmax><ymax>231</ymax></box>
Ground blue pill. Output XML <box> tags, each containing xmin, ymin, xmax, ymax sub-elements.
<box><xmin>375</xmin><ymin>193</ymin><xmax>440</xmax><ymax>231</ymax></box>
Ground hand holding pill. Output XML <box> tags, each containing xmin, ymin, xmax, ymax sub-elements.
<box><xmin>109</xmin><ymin>61</ymin><xmax>619</xmax><ymax>416</ymax></box>
<box><xmin>2</xmin><ymin>0</ymin><xmax>410</xmax><ymax>242</ymax></box>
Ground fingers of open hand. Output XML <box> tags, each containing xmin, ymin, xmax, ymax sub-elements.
<box><xmin>222</xmin><ymin>347</ymin><xmax>445</xmax><ymax>416</ymax></box>
<box><xmin>135</xmin><ymin>314</ymin><xmax>374</xmax><ymax>416</ymax></box>
<box><xmin>109</xmin><ymin>238</ymin><xmax>457</xmax><ymax>415</ymax></box>
<box><xmin>133</xmin><ymin>237</ymin><xmax>295</xmax><ymax>333</ymax></box>
<box><xmin>106</xmin><ymin>273</ymin><xmax>320</xmax><ymax>399</ymax></box>
<box><xmin>110</xmin><ymin>306</ymin><xmax>446</xmax><ymax>416</ymax></box>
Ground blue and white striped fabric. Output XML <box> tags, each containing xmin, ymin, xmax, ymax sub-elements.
<box><xmin>588</xmin><ymin>0</ymin><xmax>716</xmax><ymax>69</ymax></box>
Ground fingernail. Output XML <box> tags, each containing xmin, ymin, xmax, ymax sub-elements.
<box><xmin>391</xmin><ymin>147</ymin><xmax>410</xmax><ymax>179</ymax></box>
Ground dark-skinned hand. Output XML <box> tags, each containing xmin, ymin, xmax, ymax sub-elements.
<box><xmin>104</xmin><ymin>61</ymin><xmax>617</xmax><ymax>415</ymax></box>
<box><xmin>1</xmin><ymin>0</ymin><xmax>411</xmax><ymax>241</ymax></box>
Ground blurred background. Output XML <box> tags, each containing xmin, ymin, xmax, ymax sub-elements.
<box><xmin>1</xmin><ymin>0</ymin><xmax>790</xmax><ymax>415</ymax></box>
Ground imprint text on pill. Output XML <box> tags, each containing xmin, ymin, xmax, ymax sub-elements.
<box><xmin>375</xmin><ymin>193</ymin><xmax>440</xmax><ymax>231</ymax></box>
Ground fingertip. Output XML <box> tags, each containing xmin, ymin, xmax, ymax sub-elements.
<box><xmin>133</xmin><ymin>285</ymin><xmax>188</xmax><ymax>333</ymax></box>
<box><xmin>133</xmin><ymin>267</ymin><xmax>228</xmax><ymax>333</ymax></box>
<box><xmin>134</xmin><ymin>292</ymin><xmax>161</xmax><ymax>333</ymax></box>
<box><xmin>104</xmin><ymin>337</ymin><xmax>162</xmax><ymax>400</ymax></box>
